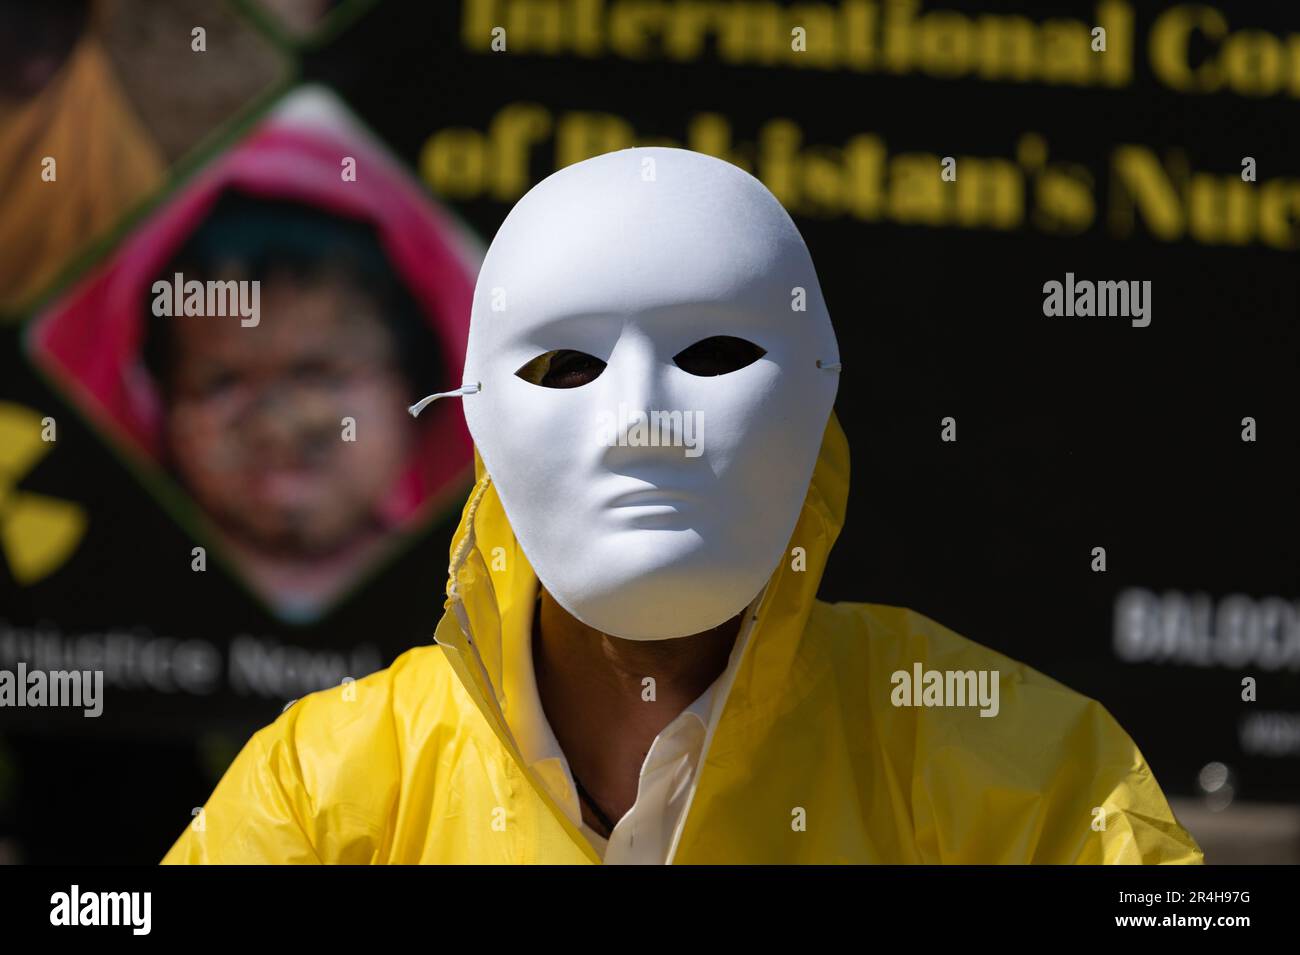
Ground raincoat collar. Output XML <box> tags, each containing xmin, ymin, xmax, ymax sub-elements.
<box><xmin>434</xmin><ymin>409</ymin><xmax>850</xmax><ymax>861</ymax></box>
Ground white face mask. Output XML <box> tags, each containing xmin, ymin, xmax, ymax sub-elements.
<box><xmin>426</xmin><ymin>147</ymin><xmax>839</xmax><ymax>640</ymax></box>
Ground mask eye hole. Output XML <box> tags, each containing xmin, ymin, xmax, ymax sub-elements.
<box><xmin>672</xmin><ymin>336</ymin><xmax>767</xmax><ymax>377</ymax></box>
<box><xmin>515</xmin><ymin>349</ymin><xmax>607</xmax><ymax>388</ymax></box>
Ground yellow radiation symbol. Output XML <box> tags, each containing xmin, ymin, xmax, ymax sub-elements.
<box><xmin>0</xmin><ymin>402</ymin><xmax>86</xmax><ymax>584</ymax></box>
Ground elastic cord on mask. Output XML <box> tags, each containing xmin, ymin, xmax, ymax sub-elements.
<box><xmin>408</xmin><ymin>382</ymin><xmax>481</xmax><ymax>418</ymax></box>
<box><xmin>816</xmin><ymin>360</ymin><xmax>842</xmax><ymax>371</ymax></box>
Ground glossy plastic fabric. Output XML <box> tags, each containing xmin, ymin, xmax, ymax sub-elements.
<box><xmin>163</xmin><ymin>411</ymin><xmax>1203</xmax><ymax>864</ymax></box>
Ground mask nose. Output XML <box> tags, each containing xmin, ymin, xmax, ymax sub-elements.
<box><xmin>600</xmin><ymin>333</ymin><xmax>661</xmax><ymax>435</ymax></box>
<box><xmin>600</xmin><ymin>332</ymin><xmax>660</xmax><ymax>415</ymax></box>
<box><xmin>594</xmin><ymin>331</ymin><xmax>704</xmax><ymax>461</ymax></box>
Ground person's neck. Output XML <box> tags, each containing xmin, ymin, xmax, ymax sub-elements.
<box><xmin>531</xmin><ymin>587</ymin><xmax>742</xmax><ymax>833</ymax></box>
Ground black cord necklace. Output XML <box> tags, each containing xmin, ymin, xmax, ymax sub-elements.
<box><xmin>533</xmin><ymin>588</ymin><xmax>619</xmax><ymax>840</ymax></box>
<box><xmin>570</xmin><ymin>772</ymin><xmax>618</xmax><ymax>839</ymax></box>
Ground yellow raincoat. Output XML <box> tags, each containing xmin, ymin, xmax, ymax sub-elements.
<box><xmin>162</xmin><ymin>412</ymin><xmax>1203</xmax><ymax>864</ymax></box>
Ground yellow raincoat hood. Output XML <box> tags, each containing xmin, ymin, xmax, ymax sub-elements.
<box><xmin>163</xmin><ymin>411</ymin><xmax>1203</xmax><ymax>864</ymax></box>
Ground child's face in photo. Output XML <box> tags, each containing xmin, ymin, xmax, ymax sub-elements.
<box><xmin>163</xmin><ymin>268</ymin><xmax>414</xmax><ymax>557</ymax></box>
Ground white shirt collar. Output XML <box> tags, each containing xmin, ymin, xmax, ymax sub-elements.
<box><xmin>500</xmin><ymin>578</ymin><xmax>759</xmax><ymax>848</ymax></box>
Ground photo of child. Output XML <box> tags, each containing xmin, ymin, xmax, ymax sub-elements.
<box><xmin>27</xmin><ymin>88</ymin><xmax>482</xmax><ymax>621</ymax></box>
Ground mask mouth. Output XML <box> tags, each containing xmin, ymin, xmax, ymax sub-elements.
<box><xmin>408</xmin><ymin>382</ymin><xmax>480</xmax><ymax>418</ymax></box>
<box><xmin>606</xmin><ymin>487</ymin><xmax>695</xmax><ymax>509</ymax></box>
